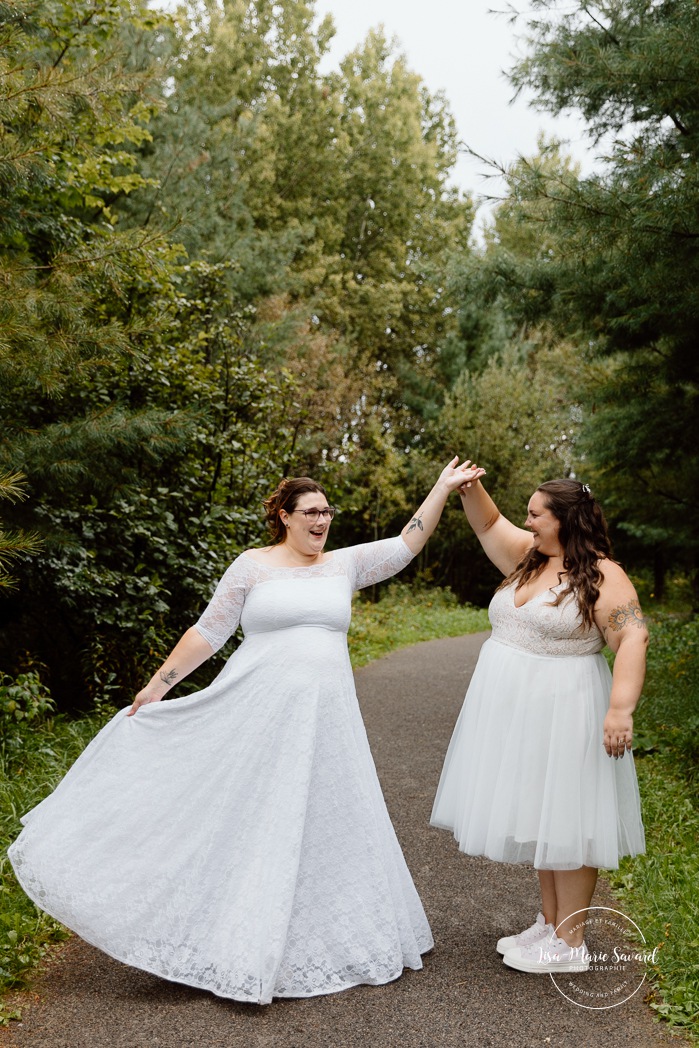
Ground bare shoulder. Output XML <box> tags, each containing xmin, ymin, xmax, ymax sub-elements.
<box><xmin>597</xmin><ymin>558</ymin><xmax>630</xmax><ymax>584</ymax></box>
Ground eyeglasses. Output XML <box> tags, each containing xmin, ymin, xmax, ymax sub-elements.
<box><xmin>291</xmin><ymin>507</ymin><xmax>336</xmax><ymax>522</ymax></box>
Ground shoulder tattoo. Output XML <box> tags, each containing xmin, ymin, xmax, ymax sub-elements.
<box><xmin>607</xmin><ymin>599</ymin><xmax>647</xmax><ymax>632</ymax></box>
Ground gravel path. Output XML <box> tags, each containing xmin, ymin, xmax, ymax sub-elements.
<box><xmin>0</xmin><ymin>633</ymin><xmax>688</xmax><ymax>1048</ymax></box>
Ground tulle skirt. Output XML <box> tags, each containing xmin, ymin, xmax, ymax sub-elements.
<box><xmin>430</xmin><ymin>638</ymin><xmax>645</xmax><ymax>870</ymax></box>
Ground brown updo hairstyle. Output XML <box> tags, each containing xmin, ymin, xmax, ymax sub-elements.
<box><xmin>263</xmin><ymin>477</ymin><xmax>328</xmax><ymax>543</ymax></box>
<box><xmin>501</xmin><ymin>479</ymin><xmax>614</xmax><ymax>628</ymax></box>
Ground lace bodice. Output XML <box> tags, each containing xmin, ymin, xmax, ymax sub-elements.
<box><xmin>194</xmin><ymin>536</ymin><xmax>415</xmax><ymax>652</ymax></box>
<box><xmin>489</xmin><ymin>582</ymin><xmax>604</xmax><ymax>657</ymax></box>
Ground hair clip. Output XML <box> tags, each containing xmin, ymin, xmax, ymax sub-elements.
<box><xmin>581</xmin><ymin>483</ymin><xmax>591</xmax><ymax>495</ymax></box>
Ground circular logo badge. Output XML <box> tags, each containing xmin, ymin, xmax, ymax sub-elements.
<box><xmin>550</xmin><ymin>906</ymin><xmax>653</xmax><ymax>1010</ymax></box>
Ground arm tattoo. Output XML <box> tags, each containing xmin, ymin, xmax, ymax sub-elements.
<box><xmin>406</xmin><ymin>513</ymin><xmax>424</xmax><ymax>534</ymax></box>
<box><xmin>159</xmin><ymin>668</ymin><xmax>179</xmax><ymax>686</ymax></box>
<box><xmin>607</xmin><ymin>599</ymin><xmax>647</xmax><ymax>632</ymax></box>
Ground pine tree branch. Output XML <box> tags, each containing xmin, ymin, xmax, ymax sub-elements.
<box><xmin>18</xmin><ymin>226</ymin><xmax>177</xmax><ymax>272</ymax></box>
<box><xmin>51</xmin><ymin>7</ymin><xmax>104</xmax><ymax>70</ymax></box>
<box><xmin>581</xmin><ymin>5</ymin><xmax>621</xmax><ymax>47</ymax></box>
<box><xmin>470</xmin><ymin>149</ymin><xmax>699</xmax><ymax>240</ymax></box>
<box><xmin>665</xmin><ymin>111</ymin><xmax>690</xmax><ymax>137</ymax></box>
<box><xmin>0</xmin><ymin>471</ymin><xmax>30</xmax><ymax>503</ymax></box>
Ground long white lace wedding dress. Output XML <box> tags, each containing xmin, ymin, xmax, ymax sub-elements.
<box><xmin>431</xmin><ymin>581</ymin><xmax>645</xmax><ymax>870</ymax></box>
<box><xmin>9</xmin><ymin>536</ymin><xmax>433</xmax><ymax>1004</ymax></box>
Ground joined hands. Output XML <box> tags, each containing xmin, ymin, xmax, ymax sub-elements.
<box><xmin>439</xmin><ymin>456</ymin><xmax>486</xmax><ymax>495</ymax></box>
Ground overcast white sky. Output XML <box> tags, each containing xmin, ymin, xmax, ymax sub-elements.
<box><xmin>315</xmin><ymin>0</ymin><xmax>593</xmax><ymax>217</ymax></box>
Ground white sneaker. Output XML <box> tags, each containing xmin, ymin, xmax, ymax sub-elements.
<box><xmin>503</xmin><ymin>934</ymin><xmax>591</xmax><ymax>974</ymax></box>
<box><xmin>496</xmin><ymin>912</ymin><xmax>554</xmax><ymax>956</ymax></box>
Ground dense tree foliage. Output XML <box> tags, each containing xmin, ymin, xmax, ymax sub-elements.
<box><xmin>0</xmin><ymin>0</ymin><xmax>477</xmax><ymax>706</ymax></box>
<box><xmin>462</xmin><ymin>0</ymin><xmax>699</xmax><ymax>591</ymax></box>
<box><xmin>0</xmin><ymin>0</ymin><xmax>303</xmax><ymax>704</ymax></box>
<box><xmin>2</xmin><ymin>0</ymin><xmax>694</xmax><ymax>709</ymax></box>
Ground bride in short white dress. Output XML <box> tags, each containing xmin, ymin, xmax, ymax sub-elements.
<box><xmin>431</xmin><ymin>579</ymin><xmax>645</xmax><ymax>869</ymax></box>
<box><xmin>9</xmin><ymin>459</ymin><xmax>481</xmax><ymax>1004</ymax></box>
<box><xmin>430</xmin><ymin>474</ymin><xmax>647</xmax><ymax>974</ymax></box>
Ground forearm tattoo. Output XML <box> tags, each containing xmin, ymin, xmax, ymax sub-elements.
<box><xmin>160</xmin><ymin>668</ymin><xmax>179</xmax><ymax>686</ymax></box>
<box><xmin>406</xmin><ymin>513</ymin><xmax>424</xmax><ymax>534</ymax></box>
<box><xmin>607</xmin><ymin>599</ymin><xmax>647</xmax><ymax>632</ymax></box>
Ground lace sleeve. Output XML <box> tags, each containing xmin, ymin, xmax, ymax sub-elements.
<box><xmin>341</xmin><ymin>536</ymin><xmax>416</xmax><ymax>592</ymax></box>
<box><xmin>193</xmin><ymin>555</ymin><xmax>250</xmax><ymax>653</ymax></box>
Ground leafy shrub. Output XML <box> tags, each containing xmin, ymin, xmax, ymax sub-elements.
<box><xmin>0</xmin><ymin>673</ymin><xmax>54</xmax><ymax>725</ymax></box>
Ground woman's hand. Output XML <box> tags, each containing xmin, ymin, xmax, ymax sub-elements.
<box><xmin>439</xmin><ymin>456</ymin><xmax>487</xmax><ymax>495</ymax></box>
<box><xmin>457</xmin><ymin>458</ymin><xmax>487</xmax><ymax>490</ymax></box>
<box><xmin>603</xmin><ymin>709</ymin><xmax>634</xmax><ymax>759</ymax></box>
<box><xmin>128</xmin><ymin>686</ymin><xmax>164</xmax><ymax>717</ymax></box>
<box><xmin>126</xmin><ymin>627</ymin><xmax>214</xmax><ymax>718</ymax></box>
<box><xmin>402</xmin><ymin>457</ymin><xmax>487</xmax><ymax>554</ymax></box>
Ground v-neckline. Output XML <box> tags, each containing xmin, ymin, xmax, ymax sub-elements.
<box><xmin>512</xmin><ymin>583</ymin><xmax>560</xmax><ymax>610</ymax></box>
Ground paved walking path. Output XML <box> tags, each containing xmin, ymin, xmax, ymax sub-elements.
<box><xmin>0</xmin><ymin>634</ymin><xmax>687</xmax><ymax>1048</ymax></box>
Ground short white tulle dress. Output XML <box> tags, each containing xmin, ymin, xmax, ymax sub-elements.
<box><xmin>431</xmin><ymin>581</ymin><xmax>645</xmax><ymax>870</ymax></box>
<box><xmin>9</xmin><ymin>536</ymin><xmax>433</xmax><ymax>1004</ymax></box>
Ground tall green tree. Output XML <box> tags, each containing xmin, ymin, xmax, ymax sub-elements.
<box><xmin>0</xmin><ymin>1</ymin><xmax>295</xmax><ymax>705</ymax></box>
<box><xmin>123</xmin><ymin>0</ymin><xmax>341</xmax><ymax>297</ymax></box>
<box><xmin>124</xmin><ymin>7</ymin><xmax>474</xmax><ymax>457</ymax></box>
<box><xmin>318</xmin><ymin>30</ymin><xmax>472</xmax><ymax>366</ymax></box>
<box><xmin>418</xmin><ymin>335</ymin><xmax>584</xmax><ymax>601</ymax></box>
<box><xmin>0</xmin><ymin>0</ymin><xmax>184</xmax><ymax>483</ymax></box>
<box><xmin>455</xmin><ymin>0</ymin><xmax>699</xmax><ymax>588</ymax></box>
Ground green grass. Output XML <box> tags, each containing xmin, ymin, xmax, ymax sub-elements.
<box><xmin>0</xmin><ymin>709</ymin><xmax>115</xmax><ymax>1018</ymax></box>
<box><xmin>606</xmin><ymin>753</ymin><xmax>699</xmax><ymax>1033</ymax></box>
<box><xmin>348</xmin><ymin>581</ymin><xmax>490</xmax><ymax>667</ymax></box>
<box><xmin>601</xmin><ymin>609</ymin><xmax>699</xmax><ymax>1037</ymax></box>
<box><xmin>634</xmin><ymin>614</ymin><xmax>699</xmax><ymax>770</ymax></box>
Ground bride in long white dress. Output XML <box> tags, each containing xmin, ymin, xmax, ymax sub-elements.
<box><xmin>9</xmin><ymin>457</ymin><xmax>484</xmax><ymax>1005</ymax></box>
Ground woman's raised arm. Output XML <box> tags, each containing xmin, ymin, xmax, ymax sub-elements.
<box><xmin>457</xmin><ymin>477</ymin><xmax>532</xmax><ymax>576</ymax></box>
<box><xmin>400</xmin><ymin>457</ymin><xmax>486</xmax><ymax>555</ymax></box>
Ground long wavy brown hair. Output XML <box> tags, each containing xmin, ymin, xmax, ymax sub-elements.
<box><xmin>500</xmin><ymin>479</ymin><xmax>614</xmax><ymax>629</ymax></box>
<box><xmin>262</xmin><ymin>477</ymin><xmax>328</xmax><ymax>543</ymax></box>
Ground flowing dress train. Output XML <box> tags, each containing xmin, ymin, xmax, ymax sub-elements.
<box><xmin>9</xmin><ymin>537</ymin><xmax>433</xmax><ymax>1004</ymax></box>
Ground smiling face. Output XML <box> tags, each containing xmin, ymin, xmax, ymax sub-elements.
<box><xmin>279</xmin><ymin>490</ymin><xmax>333</xmax><ymax>559</ymax></box>
<box><xmin>525</xmin><ymin>490</ymin><xmax>564</xmax><ymax>558</ymax></box>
